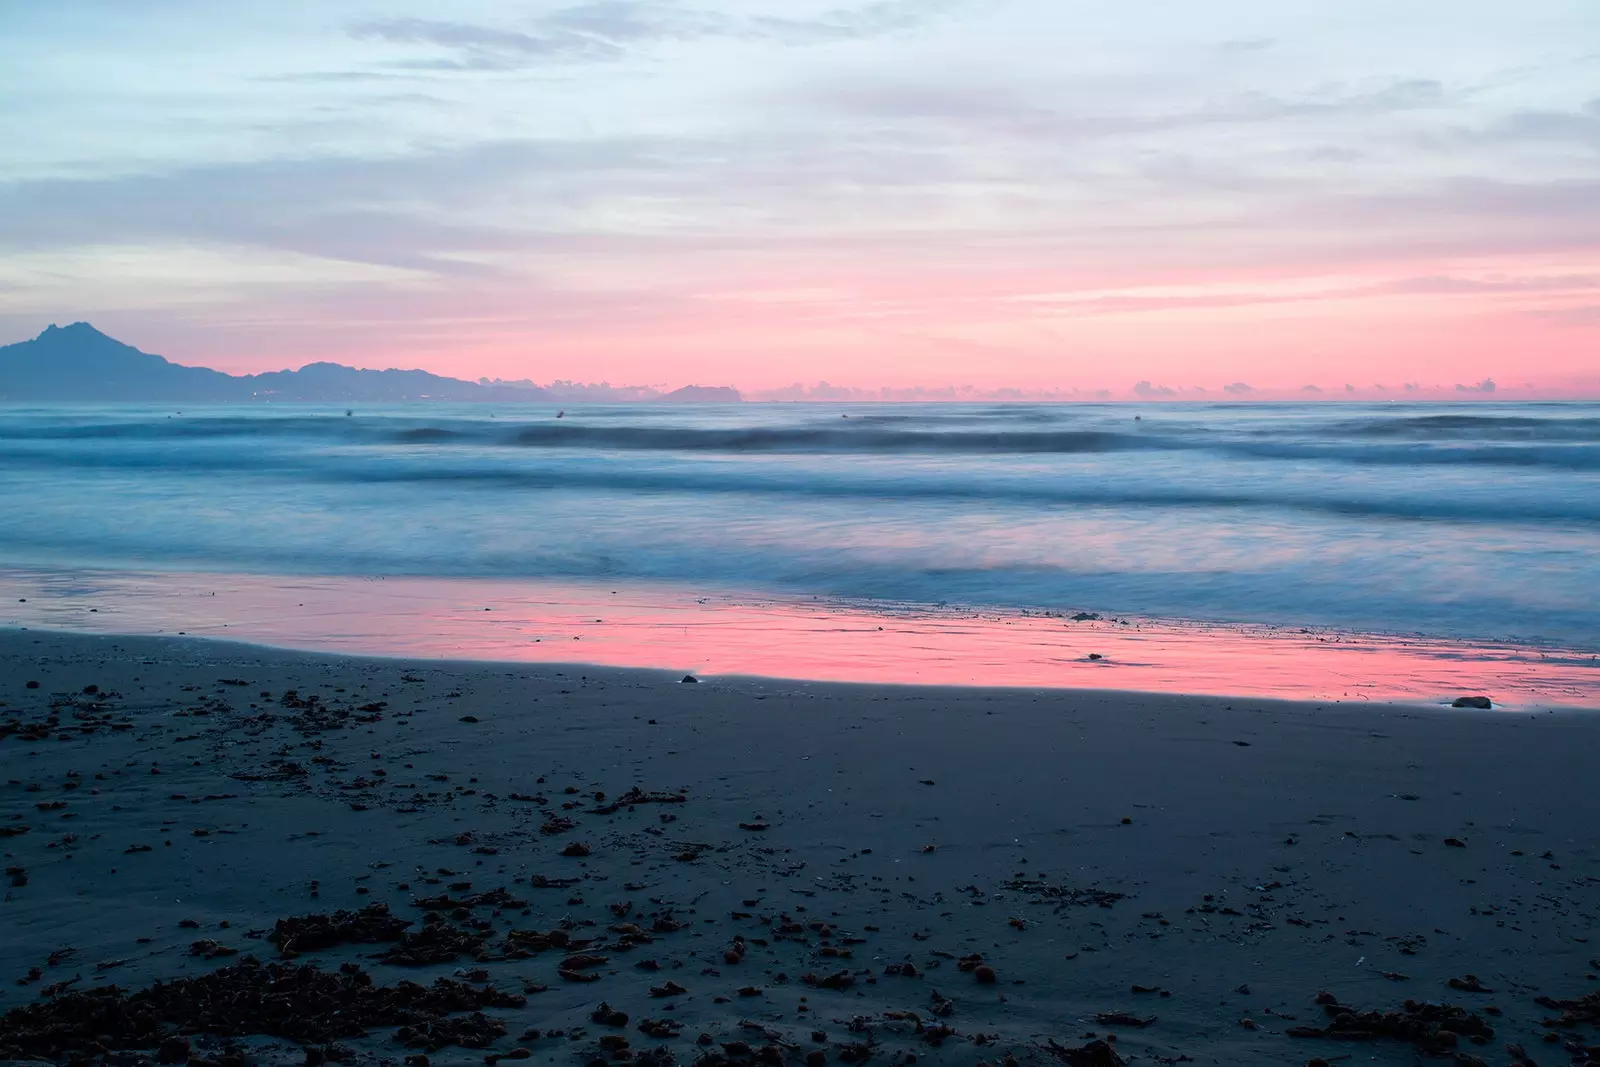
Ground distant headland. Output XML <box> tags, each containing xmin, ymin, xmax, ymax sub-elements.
<box><xmin>0</xmin><ymin>323</ymin><xmax>741</xmax><ymax>403</ymax></box>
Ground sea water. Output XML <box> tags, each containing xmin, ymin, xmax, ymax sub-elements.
<box><xmin>1</xmin><ymin>401</ymin><xmax>1597</xmax><ymax>700</ymax></box>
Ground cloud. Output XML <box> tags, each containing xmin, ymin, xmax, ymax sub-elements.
<box><xmin>348</xmin><ymin>1</ymin><xmax>960</xmax><ymax>72</ymax></box>
<box><xmin>1528</xmin><ymin>304</ymin><xmax>1600</xmax><ymax>325</ymax></box>
<box><xmin>1455</xmin><ymin>378</ymin><xmax>1497</xmax><ymax>392</ymax></box>
<box><xmin>1372</xmin><ymin>273</ymin><xmax>1599</xmax><ymax>296</ymax></box>
<box><xmin>1223</xmin><ymin>381</ymin><xmax>1253</xmax><ymax>394</ymax></box>
<box><xmin>1219</xmin><ymin>37</ymin><xmax>1275</xmax><ymax>54</ymax></box>
<box><xmin>746</xmin><ymin>0</ymin><xmax>961</xmax><ymax>43</ymax></box>
<box><xmin>349</xmin><ymin>17</ymin><xmax>625</xmax><ymax>68</ymax></box>
<box><xmin>811</xmin><ymin>75</ymin><xmax>1454</xmax><ymax>146</ymax></box>
<box><xmin>1132</xmin><ymin>380</ymin><xmax>1175</xmax><ymax>397</ymax></box>
<box><xmin>1300</xmin><ymin>384</ymin><xmax>1322</xmax><ymax>392</ymax></box>
<box><xmin>254</xmin><ymin>71</ymin><xmax>421</xmax><ymax>84</ymax></box>
<box><xmin>1446</xmin><ymin>99</ymin><xmax>1600</xmax><ymax>149</ymax></box>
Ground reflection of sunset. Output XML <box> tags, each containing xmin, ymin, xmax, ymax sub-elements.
<box><xmin>6</xmin><ymin>570</ymin><xmax>1595</xmax><ymax>710</ymax></box>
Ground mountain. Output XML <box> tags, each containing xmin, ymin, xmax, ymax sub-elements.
<box><xmin>0</xmin><ymin>323</ymin><xmax>550</xmax><ymax>403</ymax></box>
<box><xmin>0</xmin><ymin>322</ymin><xmax>244</xmax><ymax>402</ymax></box>
<box><xmin>246</xmin><ymin>362</ymin><xmax>547</xmax><ymax>402</ymax></box>
<box><xmin>0</xmin><ymin>323</ymin><xmax>742</xmax><ymax>403</ymax></box>
<box><xmin>661</xmin><ymin>385</ymin><xmax>743</xmax><ymax>402</ymax></box>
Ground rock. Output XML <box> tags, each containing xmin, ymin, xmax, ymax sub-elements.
<box><xmin>1451</xmin><ymin>696</ymin><xmax>1492</xmax><ymax>709</ymax></box>
<box><xmin>591</xmin><ymin>1003</ymin><xmax>629</xmax><ymax>1027</ymax></box>
<box><xmin>681</xmin><ymin>676</ymin><xmax>698</xmax><ymax>684</ymax></box>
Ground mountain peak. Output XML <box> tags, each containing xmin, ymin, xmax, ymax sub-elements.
<box><xmin>36</xmin><ymin>321</ymin><xmax>125</xmax><ymax>349</ymax></box>
<box><xmin>41</xmin><ymin>321</ymin><xmax>110</xmax><ymax>338</ymax></box>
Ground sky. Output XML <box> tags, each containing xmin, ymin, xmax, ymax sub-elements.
<box><xmin>1</xmin><ymin>0</ymin><xmax>1597</xmax><ymax>397</ymax></box>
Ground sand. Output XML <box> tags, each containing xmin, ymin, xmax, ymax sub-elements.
<box><xmin>3</xmin><ymin>627</ymin><xmax>1599</xmax><ymax>1067</ymax></box>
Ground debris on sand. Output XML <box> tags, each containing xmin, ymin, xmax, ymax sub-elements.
<box><xmin>500</xmin><ymin>927</ymin><xmax>584</xmax><ymax>958</ymax></box>
<box><xmin>271</xmin><ymin>904</ymin><xmax>413</xmax><ymax>954</ymax></box>
<box><xmin>412</xmin><ymin>887</ymin><xmax>526</xmax><ymax>911</ymax></box>
<box><xmin>1044</xmin><ymin>1037</ymin><xmax>1126</xmax><ymax>1066</ymax></box>
<box><xmin>1004</xmin><ymin>877</ymin><xmax>1124</xmax><ymax>909</ymax></box>
<box><xmin>1286</xmin><ymin>996</ymin><xmax>1494</xmax><ymax>1056</ymax></box>
<box><xmin>0</xmin><ymin>959</ymin><xmax>523</xmax><ymax>1060</ymax></box>
<box><xmin>1446</xmin><ymin>975</ymin><xmax>1492</xmax><ymax>994</ymax></box>
<box><xmin>1536</xmin><ymin>989</ymin><xmax>1600</xmax><ymax>1028</ymax></box>
<box><xmin>529</xmin><ymin>874</ymin><xmax>582</xmax><ymax>890</ymax></box>
<box><xmin>590</xmin><ymin>787</ymin><xmax>689</xmax><ymax>816</ymax></box>
<box><xmin>378</xmin><ymin>914</ymin><xmax>489</xmax><ymax>965</ymax></box>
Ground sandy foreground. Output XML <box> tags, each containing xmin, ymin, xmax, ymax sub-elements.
<box><xmin>3</xmin><ymin>629</ymin><xmax>1599</xmax><ymax>1067</ymax></box>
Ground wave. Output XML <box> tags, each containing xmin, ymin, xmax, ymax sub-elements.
<box><xmin>504</xmin><ymin>424</ymin><xmax>1154</xmax><ymax>453</ymax></box>
<box><xmin>6</xmin><ymin>413</ymin><xmax>1600</xmax><ymax>469</ymax></box>
<box><xmin>3</xmin><ymin>447</ymin><xmax>1596</xmax><ymax>524</ymax></box>
<box><xmin>1333</xmin><ymin>413</ymin><xmax>1600</xmax><ymax>440</ymax></box>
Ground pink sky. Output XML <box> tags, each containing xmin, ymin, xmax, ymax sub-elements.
<box><xmin>2</xmin><ymin>0</ymin><xmax>1597</xmax><ymax>397</ymax></box>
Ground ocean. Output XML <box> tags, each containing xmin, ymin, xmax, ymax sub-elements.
<box><xmin>2</xmin><ymin>401</ymin><xmax>1597</xmax><ymax>703</ymax></box>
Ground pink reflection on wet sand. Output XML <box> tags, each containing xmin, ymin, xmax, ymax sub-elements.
<box><xmin>3</xmin><ymin>568</ymin><xmax>1597</xmax><ymax>709</ymax></box>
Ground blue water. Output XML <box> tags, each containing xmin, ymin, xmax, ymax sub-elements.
<box><xmin>1</xmin><ymin>402</ymin><xmax>1597</xmax><ymax>649</ymax></box>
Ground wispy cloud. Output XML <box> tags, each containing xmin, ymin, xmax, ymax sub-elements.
<box><xmin>350</xmin><ymin>16</ymin><xmax>626</xmax><ymax>69</ymax></box>
<box><xmin>1371</xmin><ymin>273</ymin><xmax>1600</xmax><ymax>295</ymax></box>
<box><xmin>1219</xmin><ymin>36</ymin><xmax>1275</xmax><ymax>54</ymax></box>
<box><xmin>1528</xmin><ymin>304</ymin><xmax>1600</xmax><ymax>325</ymax></box>
<box><xmin>350</xmin><ymin>1</ymin><xmax>961</xmax><ymax>72</ymax></box>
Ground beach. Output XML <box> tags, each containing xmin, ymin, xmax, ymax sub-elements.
<box><xmin>5</xmin><ymin>628</ymin><xmax>1598</xmax><ymax>1066</ymax></box>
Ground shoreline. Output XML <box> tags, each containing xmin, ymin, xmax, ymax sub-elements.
<box><xmin>2</xmin><ymin>622</ymin><xmax>1588</xmax><ymax>716</ymax></box>
<box><xmin>6</xmin><ymin>568</ymin><xmax>1598</xmax><ymax>710</ymax></box>
<box><xmin>6</xmin><ymin>629</ymin><xmax>1600</xmax><ymax>1066</ymax></box>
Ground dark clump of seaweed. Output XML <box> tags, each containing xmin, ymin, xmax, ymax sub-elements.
<box><xmin>0</xmin><ymin>957</ymin><xmax>524</xmax><ymax>1060</ymax></box>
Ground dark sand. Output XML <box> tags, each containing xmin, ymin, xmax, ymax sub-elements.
<box><xmin>3</xmin><ymin>629</ymin><xmax>1599</xmax><ymax>1066</ymax></box>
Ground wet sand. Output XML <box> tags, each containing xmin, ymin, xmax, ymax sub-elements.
<box><xmin>3</xmin><ymin>628</ymin><xmax>1599</xmax><ymax>1066</ymax></box>
<box><xmin>6</xmin><ymin>567</ymin><xmax>1599</xmax><ymax>708</ymax></box>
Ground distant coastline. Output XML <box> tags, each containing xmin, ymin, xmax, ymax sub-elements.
<box><xmin>0</xmin><ymin>323</ymin><xmax>741</xmax><ymax>404</ymax></box>
<box><xmin>5</xmin><ymin>323</ymin><xmax>1594</xmax><ymax>403</ymax></box>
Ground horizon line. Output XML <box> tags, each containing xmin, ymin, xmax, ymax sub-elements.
<box><xmin>8</xmin><ymin>321</ymin><xmax>1600</xmax><ymax>403</ymax></box>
